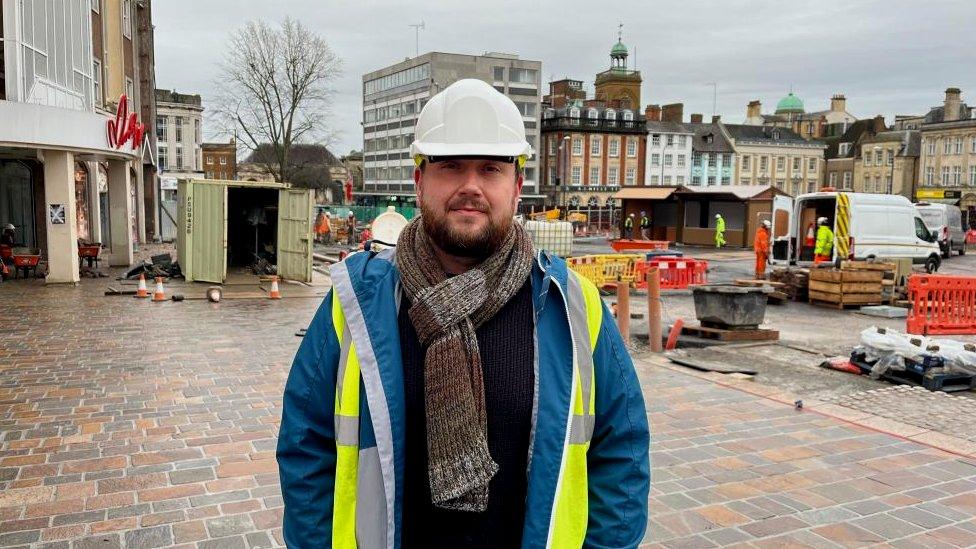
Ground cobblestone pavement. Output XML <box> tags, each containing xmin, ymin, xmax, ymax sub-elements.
<box><xmin>639</xmin><ymin>357</ymin><xmax>976</xmax><ymax>548</ymax></box>
<box><xmin>822</xmin><ymin>386</ymin><xmax>976</xmax><ymax>443</ymax></box>
<box><xmin>2</xmin><ymin>276</ymin><xmax>976</xmax><ymax>548</ymax></box>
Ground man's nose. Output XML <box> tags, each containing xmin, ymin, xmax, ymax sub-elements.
<box><xmin>456</xmin><ymin>167</ymin><xmax>485</xmax><ymax>196</ymax></box>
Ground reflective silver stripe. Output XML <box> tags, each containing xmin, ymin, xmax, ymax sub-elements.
<box><xmin>331</xmin><ymin>261</ymin><xmax>396</xmax><ymax>549</ymax></box>
<box><xmin>335</xmin><ymin>322</ymin><xmax>352</xmax><ymax>416</ymax></box>
<box><xmin>566</xmin><ymin>272</ymin><xmax>594</xmax><ymax>428</ymax></box>
<box><xmin>356</xmin><ymin>446</ymin><xmax>387</xmax><ymax>549</ymax></box>
<box><xmin>568</xmin><ymin>414</ymin><xmax>595</xmax><ymax>444</ymax></box>
<box><xmin>335</xmin><ymin>414</ymin><xmax>360</xmax><ymax>446</ymax></box>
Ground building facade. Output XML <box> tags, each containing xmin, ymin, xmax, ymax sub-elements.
<box><xmin>540</xmin><ymin>103</ymin><xmax>646</xmax><ymax>208</ymax></box>
<box><xmin>645</xmin><ymin>106</ymin><xmax>693</xmax><ymax>186</ymax></box>
<box><xmin>361</xmin><ymin>52</ymin><xmax>543</xmax><ymax>206</ymax></box>
<box><xmin>744</xmin><ymin>93</ymin><xmax>856</xmax><ymax>140</ymax></box>
<box><xmin>690</xmin><ymin>118</ymin><xmax>736</xmax><ymax>187</ymax></box>
<box><xmin>539</xmin><ymin>38</ymin><xmax>646</xmax><ymax>208</ymax></box>
<box><xmin>726</xmin><ymin>125</ymin><xmax>826</xmax><ymax>196</ymax></box>
<box><xmin>155</xmin><ymin>89</ymin><xmax>203</xmax><ymax>182</ymax></box>
<box><xmin>202</xmin><ymin>140</ymin><xmax>237</xmax><ymax>180</ymax></box>
<box><xmin>916</xmin><ymin>88</ymin><xmax>976</xmax><ymax>225</ymax></box>
<box><xmin>852</xmin><ymin>130</ymin><xmax>920</xmax><ymax>198</ymax></box>
<box><xmin>823</xmin><ymin>116</ymin><xmax>888</xmax><ymax>192</ymax></box>
<box><xmin>0</xmin><ymin>0</ymin><xmax>154</xmax><ymax>283</ymax></box>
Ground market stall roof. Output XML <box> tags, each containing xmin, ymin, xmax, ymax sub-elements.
<box><xmin>678</xmin><ymin>184</ymin><xmax>788</xmax><ymax>200</ymax></box>
<box><xmin>612</xmin><ymin>186</ymin><xmax>685</xmax><ymax>200</ymax></box>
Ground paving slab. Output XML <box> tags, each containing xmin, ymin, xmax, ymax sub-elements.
<box><xmin>4</xmin><ymin>273</ymin><xmax>976</xmax><ymax>547</ymax></box>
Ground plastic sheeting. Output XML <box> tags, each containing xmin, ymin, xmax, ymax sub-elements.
<box><xmin>857</xmin><ymin>326</ymin><xmax>976</xmax><ymax>378</ymax></box>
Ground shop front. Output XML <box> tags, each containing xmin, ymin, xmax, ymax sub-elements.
<box><xmin>0</xmin><ymin>100</ymin><xmax>143</xmax><ymax>283</ymax></box>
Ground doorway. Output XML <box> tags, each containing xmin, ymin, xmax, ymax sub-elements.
<box><xmin>0</xmin><ymin>160</ymin><xmax>35</xmax><ymax>247</ymax></box>
<box><xmin>227</xmin><ymin>187</ymin><xmax>279</xmax><ymax>269</ymax></box>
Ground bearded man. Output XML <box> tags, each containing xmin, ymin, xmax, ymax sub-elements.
<box><xmin>278</xmin><ymin>79</ymin><xmax>649</xmax><ymax>549</ymax></box>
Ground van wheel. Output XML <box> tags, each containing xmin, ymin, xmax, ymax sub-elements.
<box><xmin>925</xmin><ymin>255</ymin><xmax>940</xmax><ymax>274</ymax></box>
<box><xmin>959</xmin><ymin>243</ymin><xmax>965</xmax><ymax>256</ymax></box>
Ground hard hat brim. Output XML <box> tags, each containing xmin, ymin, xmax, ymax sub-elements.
<box><xmin>411</xmin><ymin>142</ymin><xmax>532</xmax><ymax>159</ymax></box>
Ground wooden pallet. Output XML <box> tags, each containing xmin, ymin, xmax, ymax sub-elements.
<box><xmin>681</xmin><ymin>324</ymin><xmax>779</xmax><ymax>342</ymax></box>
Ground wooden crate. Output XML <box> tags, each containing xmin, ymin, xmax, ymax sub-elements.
<box><xmin>809</xmin><ymin>280</ymin><xmax>883</xmax><ymax>294</ymax></box>
<box><xmin>841</xmin><ymin>260</ymin><xmax>897</xmax><ymax>272</ymax></box>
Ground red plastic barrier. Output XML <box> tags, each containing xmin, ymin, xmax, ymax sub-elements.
<box><xmin>906</xmin><ymin>274</ymin><xmax>976</xmax><ymax>335</ymax></box>
<box><xmin>966</xmin><ymin>229</ymin><xmax>976</xmax><ymax>245</ymax></box>
<box><xmin>635</xmin><ymin>258</ymin><xmax>708</xmax><ymax>290</ymax></box>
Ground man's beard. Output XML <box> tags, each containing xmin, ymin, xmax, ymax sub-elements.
<box><xmin>420</xmin><ymin>198</ymin><xmax>512</xmax><ymax>259</ymax></box>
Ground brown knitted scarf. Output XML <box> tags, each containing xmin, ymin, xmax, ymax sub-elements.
<box><xmin>395</xmin><ymin>217</ymin><xmax>534</xmax><ymax>511</ymax></box>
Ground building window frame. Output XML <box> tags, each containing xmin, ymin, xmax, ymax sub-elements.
<box><xmin>626</xmin><ymin>139</ymin><xmax>637</xmax><ymax>158</ymax></box>
<box><xmin>589</xmin><ymin>166</ymin><xmax>600</xmax><ymax>184</ymax></box>
<box><xmin>626</xmin><ymin>167</ymin><xmax>636</xmax><ymax>185</ymax></box>
<box><xmin>741</xmin><ymin>155</ymin><xmax>750</xmax><ymax>171</ymax></box>
<box><xmin>92</xmin><ymin>59</ymin><xmax>103</xmax><ymax>108</ymax></box>
<box><xmin>571</xmin><ymin>165</ymin><xmax>581</xmax><ymax>185</ymax></box>
<box><xmin>122</xmin><ymin>0</ymin><xmax>132</xmax><ymax>39</ymax></box>
<box><xmin>608</xmin><ymin>166</ymin><xmax>619</xmax><ymax>185</ymax></box>
<box><xmin>572</xmin><ymin>137</ymin><xmax>583</xmax><ymax>156</ymax></box>
<box><xmin>609</xmin><ymin>138</ymin><xmax>620</xmax><ymax>157</ymax></box>
<box><xmin>777</xmin><ymin>156</ymin><xmax>785</xmax><ymax>172</ymax></box>
<box><xmin>590</xmin><ymin>137</ymin><xmax>601</xmax><ymax>156</ymax></box>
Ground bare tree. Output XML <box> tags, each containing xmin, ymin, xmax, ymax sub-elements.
<box><xmin>213</xmin><ymin>18</ymin><xmax>342</xmax><ymax>182</ymax></box>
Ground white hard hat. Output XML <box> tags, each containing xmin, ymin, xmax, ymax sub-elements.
<box><xmin>410</xmin><ymin>79</ymin><xmax>533</xmax><ymax>162</ymax></box>
<box><xmin>818</xmin><ymin>216</ymin><xmax>828</xmax><ymax>225</ymax></box>
<box><xmin>762</xmin><ymin>220</ymin><xmax>771</xmax><ymax>228</ymax></box>
<box><xmin>715</xmin><ymin>214</ymin><xmax>721</xmax><ymax>219</ymax></box>
<box><xmin>3</xmin><ymin>223</ymin><xmax>14</xmax><ymax>230</ymax></box>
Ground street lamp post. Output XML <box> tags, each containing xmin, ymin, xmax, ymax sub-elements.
<box><xmin>558</xmin><ymin>135</ymin><xmax>571</xmax><ymax>211</ymax></box>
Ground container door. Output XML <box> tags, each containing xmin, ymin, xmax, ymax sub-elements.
<box><xmin>770</xmin><ymin>195</ymin><xmax>793</xmax><ymax>264</ymax></box>
<box><xmin>185</xmin><ymin>181</ymin><xmax>227</xmax><ymax>283</ymax></box>
<box><xmin>277</xmin><ymin>188</ymin><xmax>313</xmax><ymax>283</ymax></box>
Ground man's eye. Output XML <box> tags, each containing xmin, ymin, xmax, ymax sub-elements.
<box><xmin>484</xmin><ymin>165</ymin><xmax>502</xmax><ymax>173</ymax></box>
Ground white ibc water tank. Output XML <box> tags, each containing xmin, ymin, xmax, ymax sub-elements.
<box><xmin>524</xmin><ymin>220</ymin><xmax>573</xmax><ymax>257</ymax></box>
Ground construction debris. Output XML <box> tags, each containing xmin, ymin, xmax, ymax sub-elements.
<box><xmin>769</xmin><ymin>267</ymin><xmax>809</xmax><ymax>301</ymax></box>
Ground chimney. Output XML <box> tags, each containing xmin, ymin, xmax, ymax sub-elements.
<box><xmin>872</xmin><ymin>114</ymin><xmax>887</xmax><ymax>133</ymax></box>
<box><xmin>830</xmin><ymin>94</ymin><xmax>846</xmax><ymax>113</ymax></box>
<box><xmin>661</xmin><ymin>103</ymin><xmax>684</xmax><ymax>123</ymax></box>
<box><xmin>690</xmin><ymin>113</ymin><xmax>703</xmax><ymax>124</ymax></box>
<box><xmin>712</xmin><ymin>115</ymin><xmax>722</xmax><ymax>124</ymax></box>
<box><xmin>746</xmin><ymin>100</ymin><xmax>762</xmax><ymax>119</ymax></box>
<box><xmin>944</xmin><ymin>87</ymin><xmax>962</xmax><ymax>122</ymax></box>
<box><xmin>645</xmin><ymin>104</ymin><xmax>662</xmax><ymax>122</ymax></box>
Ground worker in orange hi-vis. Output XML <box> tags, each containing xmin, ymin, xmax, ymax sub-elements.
<box><xmin>754</xmin><ymin>220</ymin><xmax>771</xmax><ymax>279</ymax></box>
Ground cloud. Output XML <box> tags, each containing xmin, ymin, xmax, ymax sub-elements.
<box><xmin>153</xmin><ymin>0</ymin><xmax>976</xmax><ymax>155</ymax></box>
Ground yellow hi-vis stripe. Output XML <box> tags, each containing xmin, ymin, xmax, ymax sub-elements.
<box><xmin>332</xmin><ymin>293</ymin><xmax>360</xmax><ymax>549</ymax></box>
<box><xmin>836</xmin><ymin>193</ymin><xmax>851</xmax><ymax>257</ymax></box>
<box><xmin>550</xmin><ymin>273</ymin><xmax>602</xmax><ymax>548</ymax></box>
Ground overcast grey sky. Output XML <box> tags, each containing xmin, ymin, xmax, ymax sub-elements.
<box><xmin>153</xmin><ymin>0</ymin><xmax>976</xmax><ymax>155</ymax></box>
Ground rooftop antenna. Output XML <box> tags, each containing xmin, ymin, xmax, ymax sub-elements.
<box><xmin>409</xmin><ymin>21</ymin><xmax>425</xmax><ymax>57</ymax></box>
<box><xmin>706</xmin><ymin>83</ymin><xmax>717</xmax><ymax>117</ymax></box>
<box><xmin>617</xmin><ymin>22</ymin><xmax>623</xmax><ymax>42</ymax></box>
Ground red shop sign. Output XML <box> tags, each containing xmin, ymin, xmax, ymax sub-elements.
<box><xmin>107</xmin><ymin>94</ymin><xmax>145</xmax><ymax>151</ymax></box>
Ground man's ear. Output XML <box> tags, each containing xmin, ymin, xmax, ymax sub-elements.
<box><xmin>414</xmin><ymin>167</ymin><xmax>423</xmax><ymax>202</ymax></box>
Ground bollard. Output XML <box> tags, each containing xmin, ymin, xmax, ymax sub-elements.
<box><xmin>647</xmin><ymin>266</ymin><xmax>662</xmax><ymax>352</ymax></box>
<box><xmin>616</xmin><ymin>280</ymin><xmax>630</xmax><ymax>345</ymax></box>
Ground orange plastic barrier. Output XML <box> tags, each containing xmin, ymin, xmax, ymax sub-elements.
<box><xmin>635</xmin><ymin>257</ymin><xmax>708</xmax><ymax>290</ymax></box>
<box><xmin>568</xmin><ymin>255</ymin><xmax>708</xmax><ymax>290</ymax></box>
<box><xmin>906</xmin><ymin>275</ymin><xmax>976</xmax><ymax>335</ymax></box>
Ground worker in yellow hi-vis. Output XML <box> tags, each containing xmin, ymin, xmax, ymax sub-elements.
<box><xmin>714</xmin><ymin>213</ymin><xmax>726</xmax><ymax>248</ymax></box>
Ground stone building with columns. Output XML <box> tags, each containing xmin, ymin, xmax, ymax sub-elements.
<box><xmin>0</xmin><ymin>0</ymin><xmax>155</xmax><ymax>283</ymax></box>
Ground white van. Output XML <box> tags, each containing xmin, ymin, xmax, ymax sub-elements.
<box><xmin>769</xmin><ymin>191</ymin><xmax>942</xmax><ymax>272</ymax></box>
<box><xmin>915</xmin><ymin>202</ymin><xmax>965</xmax><ymax>258</ymax></box>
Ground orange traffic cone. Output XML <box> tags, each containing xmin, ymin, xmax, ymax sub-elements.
<box><xmin>135</xmin><ymin>274</ymin><xmax>149</xmax><ymax>298</ymax></box>
<box><xmin>152</xmin><ymin>277</ymin><xmax>166</xmax><ymax>302</ymax></box>
<box><xmin>269</xmin><ymin>276</ymin><xmax>281</xmax><ymax>299</ymax></box>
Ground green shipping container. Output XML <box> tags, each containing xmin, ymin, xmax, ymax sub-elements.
<box><xmin>177</xmin><ymin>179</ymin><xmax>313</xmax><ymax>283</ymax></box>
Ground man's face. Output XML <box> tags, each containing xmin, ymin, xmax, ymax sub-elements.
<box><xmin>415</xmin><ymin>157</ymin><xmax>522</xmax><ymax>258</ymax></box>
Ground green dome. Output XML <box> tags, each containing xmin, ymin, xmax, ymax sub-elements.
<box><xmin>611</xmin><ymin>40</ymin><xmax>628</xmax><ymax>57</ymax></box>
<box><xmin>775</xmin><ymin>92</ymin><xmax>804</xmax><ymax>114</ymax></box>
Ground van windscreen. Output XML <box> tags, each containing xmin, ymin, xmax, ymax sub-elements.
<box><xmin>917</xmin><ymin>208</ymin><xmax>943</xmax><ymax>229</ymax></box>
